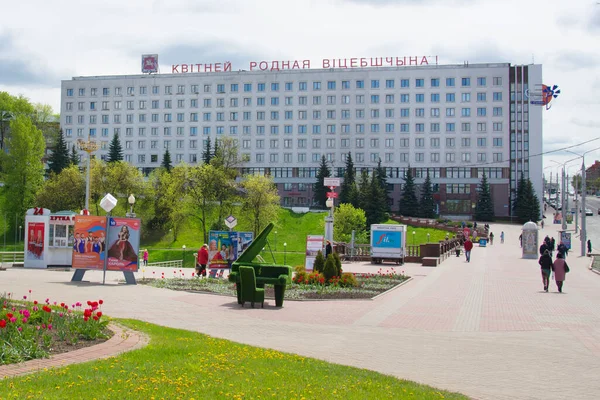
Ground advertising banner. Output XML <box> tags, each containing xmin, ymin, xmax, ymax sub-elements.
<box><xmin>208</xmin><ymin>231</ymin><xmax>238</xmax><ymax>270</ymax></box>
<box><xmin>107</xmin><ymin>218</ymin><xmax>141</xmax><ymax>272</ymax></box>
<box><xmin>560</xmin><ymin>231</ymin><xmax>572</xmax><ymax>250</ymax></box>
<box><xmin>72</xmin><ymin>216</ymin><xmax>107</xmax><ymax>270</ymax></box>
<box><xmin>305</xmin><ymin>235</ymin><xmax>324</xmax><ymax>272</ymax></box>
<box><xmin>522</xmin><ymin>230</ymin><xmax>539</xmax><ymax>259</ymax></box>
<box><xmin>26</xmin><ymin>222</ymin><xmax>45</xmax><ymax>261</ymax></box>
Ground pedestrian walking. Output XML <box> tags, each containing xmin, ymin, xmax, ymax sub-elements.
<box><xmin>464</xmin><ymin>237</ymin><xmax>473</xmax><ymax>263</ymax></box>
<box><xmin>489</xmin><ymin>232</ymin><xmax>494</xmax><ymax>245</ymax></box>
<box><xmin>552</xmin><ymin>252</ymin><xmax>570</xmax><ymax>293</ymax></box>
<box><xmin>519</xmin><ymin>233</ymin><xmax>522</xmax><ymax>247</ymax></box>
<box><xmin>143</xmin><ymin>249</ymin><xmax>149</xmax><ymax>267</ymax></box>
<box><xmin>549</xmin><ymin>237</ymin><xmax>556</xmax><ymax>257</ymax></box>
<box><xmin>541</xmin><ymin>220</ymin><xmax>544</xmax><ymax>229</ymax></box>
<box><xmin>325</xmin><ymin>240</ymin><xmax>333</xmax><ymax>258</ymax></box>
<box><xmin>539</xmin><ymin>241</ymin><xmax>548</xmax><ymax>256</ymax></box>
<box><xmin>588</xmin><ymin>239</ymin><xmax>592</xmax><ymax>255</ymax></box>
<box><xmin>500</xmin><ymin>231</ymin><xmax>505</xmax><ymax>244</ymax></box>
<box><xmin>538</xmin><ymin>249</ymin><xmax>553</xmax><ymax>292</ymax></box>
<box><xmin>196</xmin><ymin>244</ymin><xmax>209</xmax><ymax>278</ymax></box>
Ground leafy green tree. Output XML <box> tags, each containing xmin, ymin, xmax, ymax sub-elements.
<box><xmin>36</xmin><ymin>165</ymin><xmax>85</xmax><ymax>212</ymax></box>
<box><xmin>162</xmin><ymin>148</ymin><xmax>172</xmax><ymax>172</ymax></box>
<box><xmin>210</xmin><ymin>136</ymin><xmax>245</xmax><ymax>179</ymax></box>
<box><xmin>0</xmin><ymin>92</ymin><xmax>35</xmax><ymax>151</ymax></box>
<box><xmin>203</xmin><ymin>137</ymin><xmax>212</xmax><ymax>164</ymax></box>
<box><xmin>357</xmin><ymin>169</ymin><xmax>371</xmax><ymax>214</ymax></box>
<box><xmin>186</xmin><ymin>164</ymin><xmax>219</xmax><ymax>243</ymax></box>
<box><xmin>339</xmin><ymin>152</ymin><xmax>358</xmax><ymax>207</ymax></box>
<box><xmin>70</xmin><ymin>145</ymin><xmax>80</xmax><ymax>166</ymax></box>
<box><xmin>107</xmin><ymin>132</ymin><xmax>123</xmax><ymax>163</ymax></box>
<box><xmin>32</xmin><ymin>103</ymin><xmax>60</xmax><ymax>145</ymax></box>
<box><xmin>47</xmin><ymin>129</ymin><xmax>70</xmax><ymax>175</ymax></box>
<box><xmin>213</xmin><ymin>139</ymin><xmax>219</xmax><ymax>165</ymax></box>
<box><xmin>333</xmin><ymin>203</ymin><xmax>367</xmax><ymax>243</ymax></box>
<box><xmin>313</xmin><ymin>155</ymin><xmax>331</xmax><ymax>208</ymax></box>
<box><xmin>419</xmin><ymin>171</ymin><xmax>436</xmax><ymax>218</ymax></box>
<box><xmin>241</xmin><ymin>174</ymin><xmax>281</xmax><ymax>237</ymax></box>
<box><xmin>399</xmin><ymin>166</ymin><xmax>419</xmax><ymax>217</ymax></box>
<box><xmin>149</xmin><ymin>165</ymin><xmax>189</xmax><ymax>240</ymax></box>
<box><xmin>475</xmin><ymin>172</ymin><xmax>495</xmax><ymax>221</ymax></box>
<box><xmin>90</xmin><ymin>160</ymin><xmax>146</xmax><ymax>215</ymax></box>
<box><xmin>0</xmin><ymin>115</ymin><xmax>45</xmax><ymax>227</ymax></box>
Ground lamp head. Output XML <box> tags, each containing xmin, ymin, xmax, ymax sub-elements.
<box><xmin>128</xmin><ymin>194</ymin><xmax>136</xmax><ymax>205</ymax></box>
<box><xmin>284</xmin><ymin>242</ymin><xmax>287</xmax><ymax>247</ymax></box>
<box><xmin>182</xmin><ymin>245</ymin><xmax>186</xmax><ymax>249</ymax></box>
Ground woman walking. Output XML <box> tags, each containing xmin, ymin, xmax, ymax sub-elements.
<box><xmin>538</xmin><ymin>249</ymin><xmax>552</xmax><ymax>292</ymax></box>
<box><xmin>552</xmin><ymin>252</ymin><xmax>569</xmax><ymax>293</ymax></box>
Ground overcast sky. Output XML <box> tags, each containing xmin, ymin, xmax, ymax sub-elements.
<box><xmin>0</xmin><ymin>0</ymin><xmax>598</xmax><ymax>171</ymax></box>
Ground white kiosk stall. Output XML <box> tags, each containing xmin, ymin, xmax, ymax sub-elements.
<box><xmin>24</xmin><ymin>208</ymin><xmax>76</xmax><ymax>268</ymax></box>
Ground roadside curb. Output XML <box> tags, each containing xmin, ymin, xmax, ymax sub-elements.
<box><xmin>371</xmin><ymin>277</ymin><xmax>414</xmax><ymax>300</ymax></box>
<box><xmin>0</xmin><ymin>322</ymin><xmax>149</xmax><ymax>380</ymax></box>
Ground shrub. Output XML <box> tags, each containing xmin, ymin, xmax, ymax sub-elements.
<box><xmin>313</xmin><ymin>250</ymin><xmax>325</xmax><ymax>274</ymax></box>
<box><xmin>292</xmin><ymin>271</ymin><xmax>307</xmax><ymax>284</ymax></box>
<box><xmin>323</xmin><ymin>255</ymin><xmax>337</xmax><ymax>281</ymax></box>
<box><xmin>305</xmin><ymin>272</ymin><xmax>325</xmax><ymax>285</ymax></box>
<box><xmin>293</xmin><ymin>265</ymin><xmax>306</xmax><ymax>275</ymax></box>
<box><xmin>339</xmin><ymin>272</ymin><xmax>358</xmax><ymax>288</ymax></box>
<box><xmin>332</xmin><ymin>252</ymin><xmax>343</xmax><ymax>277</ymax></box>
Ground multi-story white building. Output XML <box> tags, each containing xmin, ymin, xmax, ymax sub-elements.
<box><xmin>60</xmin><ymin>62</ymin><xmax>543</xmax><ymax>218</ymax></box>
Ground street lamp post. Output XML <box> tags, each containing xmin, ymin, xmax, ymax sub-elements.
<box><xmin>412</xmin><ymin>231</ymin><xmax>416</xmax><ymax>246</ymax></box>
<box><xmin>18</xmin><ymin>225</ymin><xmax>21</xmax><ymax>242</ymax></box>
<box><xmin>325</xmin><ymin>197</ymin><xmax>334</xmax><ymax>243</ymax></box>
<box><xmin>564</xmin><ymin>146</ymin><xmax>600</xmax><ymax>256</ymax></box>
<box><xmin>77</xmin><ymin>139</ymin><xmax>99</xmax><ymax>212</ymax></box>
<box><xmin>182</xmin><ymin>245</ymin><xmax>186</xmax><ymax>268</ymax></box>
<box><xmin>283</xmin><ymin>242</ymin><xmax>287</xmax><ymax>265</ymax></box>
<box><xmin>126</xmin><ymin>194</ymin><xmax>136</xmax><ymax>218</ymax></box>
<box><xmin>427</xmin><ymin>233</ymin><xmax>430</xmax><ymax>243</ymax></box>
<box><xmin>274</xmin><ymin>231</ymin><xmax>278</xmax><ymax>252</ymax></box>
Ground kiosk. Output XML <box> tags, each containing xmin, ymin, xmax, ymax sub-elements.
<box><xmin>24</xmin><ymin>208</ymin><xmax>77</xmax><ymax>268</ymax></box>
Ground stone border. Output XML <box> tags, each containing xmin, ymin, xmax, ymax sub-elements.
<box><xmin>0</xmin><ymin>322</ymin><xmax>149</xmax><ymax>379</ymax></box>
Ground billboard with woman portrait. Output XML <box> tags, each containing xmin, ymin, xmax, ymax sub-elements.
<box><xmin>107</xmin><ymin>218</ymin><xmax>141</xmax><ymax>271</ymax></box>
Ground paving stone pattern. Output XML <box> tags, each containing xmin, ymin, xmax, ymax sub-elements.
<box><xmin>1</xmin><ymin>218</ymin><xmax>599</xmax><ymax>399</ymax></box>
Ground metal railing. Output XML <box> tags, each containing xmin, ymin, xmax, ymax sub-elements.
<box><xmin>145</xmin><ymin>260</ymin><xmax>183</xmax><ymax>269</ymax></box>
<box><xmin>0</xmin><ymin>252</ymin><xmax>24</xmax><ymax>267</ymax></box>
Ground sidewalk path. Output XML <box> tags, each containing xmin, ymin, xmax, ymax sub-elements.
<box><xmin>1</xmin><ymin>219</ymin><xmax>600</xmax><ymax>400</ymax></box>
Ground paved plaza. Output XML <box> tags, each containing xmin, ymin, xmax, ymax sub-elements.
<box><xmin>1</xmin><ymin>217</ymin><xmax>600</xmax><ymax>400</ymax></box>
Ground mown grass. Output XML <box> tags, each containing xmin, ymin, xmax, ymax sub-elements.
<box><xmin>0</xmin><ymin>319</ymin><xmax>467</xmax><ymax>399</ymax></box>
<box><xmin>140</xmin><ymin>211</ymin><xmax>451</xmax><ymax>268</ymax></box>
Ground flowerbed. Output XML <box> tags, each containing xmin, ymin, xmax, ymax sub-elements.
<box><xmin>140</xmin><ymin>268</ymin><xmax>409</xmax><ymax>300</ymax></box>
<box><xmin>0</xmin><ymin>292</ymin><xmax>111</xmax><ymax>365</ymax></box>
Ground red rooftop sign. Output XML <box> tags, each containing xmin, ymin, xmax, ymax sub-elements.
<box><xmin>170</xmin><ymin>55</ymin><xmax>439</xmax><ymax>74</ymax></box>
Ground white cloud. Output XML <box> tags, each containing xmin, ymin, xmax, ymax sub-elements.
<box><xmin>0</xmin><ymin>0</ymin><xmax>598</xmax><ymax>169</ymax></box>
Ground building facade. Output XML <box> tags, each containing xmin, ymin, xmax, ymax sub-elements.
<box><xmin>60</xmin><ymin>62</ymin><xmax>543</xmax><ymax>218</ymax></box>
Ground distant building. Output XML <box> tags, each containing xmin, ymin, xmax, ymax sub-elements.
<box><xmin>60</xmin><ymin>62</ymin><xmax>544</xmax><ymax>218</ymax></box>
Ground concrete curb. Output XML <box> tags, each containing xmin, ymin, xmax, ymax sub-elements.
<box><xmin>0</xmin><ymin>322</ymin><xmax>149</xmax><ymax>380</ymax></box>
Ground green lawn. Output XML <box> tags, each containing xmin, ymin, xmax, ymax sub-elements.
<box><xmin>140</xmin><ymin>211</ymin><xmax>452</xmax><ymax>268</ymax></box>
<box><xmin>0</xmin><ymin>319</ymin><xmax>467</xmax><ymax>399</ymax></box>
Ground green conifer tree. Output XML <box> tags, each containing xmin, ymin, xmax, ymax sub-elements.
<box><xmin>313</xmin><ymin>155</ymin><xmax>331</xmax><ymax>208</ymax></box>
<box><xmin>203</xmin><ymin>137</ymin><xmax>212</xmax><ymax>164</ymax></box>
<box><xmin>69</xmin><ymin>145</ymin><xmax>80</xmax><ymax>166</ymax></box>
<box><xmin>107</xmin><ymin>132</ymin><xmax>123</xmax><ymax>163</ymax></box>
<box><xmin>475</xmin><ymin>172</ymin><xmax>495</xmax><ymax>221</ymax></box>
<box><xmin>399</xmin><ymin>166</ymin><xmax>419</xmax><ymax>217</ymax></box>
<box><xmin>162</xmin><ymin>148</ymin><xmax>172</xmax><ymax>172</ymax></box>
<box><xmin>47</xmin><ymin>129</ymin><xmax>70</xmax><ymax>175</ymax></box>
<box><xmin>419</xmin><ymin>171</ymin><xmax>436</xmax><ymax>218</ymax></box>
<box><xmin>339</xmin><ymin>152</ymin><xmax>358</xmax><ymax>207</ymax></box>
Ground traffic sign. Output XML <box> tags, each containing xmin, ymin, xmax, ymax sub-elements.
<box><xmin>225</xmin><ymin>215</ymin><xmax>237</xmax><ymax>229</ymax></box>
<box><xmin>326</xmin><ymin>192</ymin><xmax>338</xmax><ymax>198</ymax></box>
<box><xmin>324</xmin><ymin>177</ymin><xmax>341</xmax><ymax>187</ymax></box>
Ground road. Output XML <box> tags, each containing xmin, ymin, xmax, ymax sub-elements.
<box><xmin>547</xmin><ymin>194</ymin><xmax>600</xmax><ymax>254</ymax></box>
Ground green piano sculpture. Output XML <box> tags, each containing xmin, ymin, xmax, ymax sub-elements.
<box><xmin>228</xmin><ymin>222</ymin><xmax>293</xmax><ymax>307</ymax></box>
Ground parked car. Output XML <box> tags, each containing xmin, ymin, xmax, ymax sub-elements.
<box><xmin>586</xmin><ymin>208</ymin><xmax>593</xmax><ymax>216</ymax></box>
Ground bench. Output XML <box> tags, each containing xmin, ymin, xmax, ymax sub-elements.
<box><xmin>422</xmin><ymin>257</ymin><xmax>439</xmax><ymax>267</ymax></box>
<box><xmin>229</xmin><ymin>264</ymin><xmax>292</xmax><ymax>307</ymax></box>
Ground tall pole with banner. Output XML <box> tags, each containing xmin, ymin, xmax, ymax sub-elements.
<box><xmin>78</xmin><ymin>138</ymin><xmax>99</xmax><ymax>212</ymax></box>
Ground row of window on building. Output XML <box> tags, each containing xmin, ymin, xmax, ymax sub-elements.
<box><xmin>82</xmin><ymin>148</ymin><xmax>506</xmax><ymax>166</ymax></box>
<box><xmin>64</xmin><ymin>92</ymin><xmax>507</xmax><ymax>112</ymax></box>
<box><xmin>64</xmin><ymin>120</ymin><xmax>511</xmax><ymax>139</ymax></box>
<box><xmin>65</xmin><ymin>76</ymin><xmax>505</xmax><ymax>98</ymax></box>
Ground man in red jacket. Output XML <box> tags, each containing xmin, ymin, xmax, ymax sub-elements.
<box><xmin>196</xmin><ymin>244</ymin><xmax>209</xmax><ymax>277</ymax></box>
<box><xmin>464</xmin><ymin>238</ymin><xmax>473</xmax><ymax>263</ymax></box>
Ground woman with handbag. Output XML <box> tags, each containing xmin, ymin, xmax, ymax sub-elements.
<box><xmin>552</xmin><ymin>252</ymin><xmax>569</xmax><ymax>293</ymax></box>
